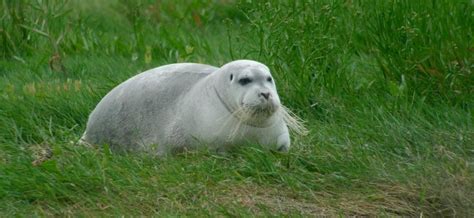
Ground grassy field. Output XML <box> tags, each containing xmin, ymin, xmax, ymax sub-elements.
<box><xmin>1</xmin><ymin>0</ymin><xmax>473</xmax><ymax>216</ymax></box>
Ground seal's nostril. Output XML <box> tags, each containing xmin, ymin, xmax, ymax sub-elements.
<box><xmin>260</xmin><ymin>92</ymin><xmax>270</xmax><ymax>100</ymax></box>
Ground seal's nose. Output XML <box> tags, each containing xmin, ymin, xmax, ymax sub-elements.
<box><xmin>260</xmin><ymin>92</ymin><xmax>270</xmax><ymax>100</ymax></box>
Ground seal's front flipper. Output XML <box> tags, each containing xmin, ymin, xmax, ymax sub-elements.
<box><xmin>276</xmin><ymin>132</ymin><xmax>290</xmax><ymax>152</ymax></box>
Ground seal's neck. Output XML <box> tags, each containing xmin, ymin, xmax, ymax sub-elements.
<box><xmin>213</xmin><ymin>86</ymin><xmax>235</xmax><ymax>115</ymax></box>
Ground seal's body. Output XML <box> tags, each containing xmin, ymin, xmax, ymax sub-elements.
<box><xmin>81</xmin><ymin>60</ymin><xmax>292</xmax><ymax>155</ymax></box>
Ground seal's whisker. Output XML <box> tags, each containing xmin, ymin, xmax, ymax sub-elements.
<box><xmin>229</xmin><ymin>120</ymin><xmax>242</xmax><ymax>141</ymax></box>
<box><xmin>220</xmin><ymin>108</ymin><xmax>237</xmax><ymax>126</ymax></box>
<box><xmin>229</xmin><ymin>105</ymin><xmax>257</xmax><ymax>141</ymax></box>
<box><xmin>280</xmin><ymin>105</ymin><xmax>309</xmax><ymax>136</ymax></box>
<box><xmin>217</xmin><ymin>113</ymin><xmax>235</xmax><ymax>139</ymax></box>
<box><xmin>216</xmin><ymin>106</ymin><xmax>245</xmax><ymax>143</ymax></box>
<box><xmin>228</xmin><ymin>106</ymin><xmax>246</xmax><ymax>141</ymax></box>
<box><xmin>227</xmin><ymin>122</ymin><xmax>239</xmax><ymax>141</ymax></box>
<box><xmin>215</xmin><ymin>111</ymin><xmax>232</xmax><ymax>123</ymax></box>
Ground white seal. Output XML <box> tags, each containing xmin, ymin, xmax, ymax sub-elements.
<box><xmin>80</xmin><ymin>60</ymin><xmax>306</xmax><ymax>155</ymax></box>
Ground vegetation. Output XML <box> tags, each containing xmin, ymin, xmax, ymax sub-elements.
<box><xmin>1</xmin><ymin>0</ymin><xmax>472</xmax><ymax>216</ymax></box>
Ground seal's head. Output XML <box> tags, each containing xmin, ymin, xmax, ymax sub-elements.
<box><xmin>214</xmin><ymin>60</ymin><xmax>281</xmax><ymax>127</ymax></box>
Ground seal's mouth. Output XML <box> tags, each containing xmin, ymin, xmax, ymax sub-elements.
<box><xmin>242</xmin><ymin>102</ymin><xmax>278</xmax><ymax>117</ymax></box>
<box><xmin>213</xmin><ymin>86</ymin><xmax>277</xmax><ymax>127</ymax></box>
<box><xmin>233</xmin><ymin>102</ymin><xmax>279</xmax><ymax>127</ymax></box>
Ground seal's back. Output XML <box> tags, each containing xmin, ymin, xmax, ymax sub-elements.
<box><xmin>82</xmin><ymin>63</ymin><xmax>219</xmax><ymax>151</ymax></box>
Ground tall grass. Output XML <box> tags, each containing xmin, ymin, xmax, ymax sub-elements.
<box><xmin>0</xmin><ymin>0</ymin><xmax>473</xmax><ymax>216</ymax></box>
<box><xmin>234</xmin><ymin>0</ymin><xmax>473</xmax><ymax>108</ymax></box>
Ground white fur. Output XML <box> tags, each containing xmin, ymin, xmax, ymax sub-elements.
<box><xmin>81</xmin><ymin>60</ymin><xmax>295</xmax><ymax>155</ymax></box>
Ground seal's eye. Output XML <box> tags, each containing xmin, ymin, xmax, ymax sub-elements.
<box><xmin>238</xmin><ymin>78</ymin><xmax>252</xmax><ymax>86</ymax></box>
<box><xmin>267</xmin><ymin>77</ymin><xmax>272</xmax><ymax>82</ymax></box>
<box><xmin>230</xmin><ymin>74</ymin><xmax>233</xmax><ymax>81</ymax></box>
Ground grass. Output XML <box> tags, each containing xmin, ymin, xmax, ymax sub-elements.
<box><xmin>1</xmin><ymin>0</ymin><xmax>473</xmax><ymax>216</ymax></box>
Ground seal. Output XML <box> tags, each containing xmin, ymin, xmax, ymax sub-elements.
<box><xmin>80</xmin><ymin>60</ymin><xmax>306</xmax><ymax>155</ymax></box>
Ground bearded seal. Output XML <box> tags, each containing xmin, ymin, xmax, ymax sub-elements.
<box><xmin>80</xmin><ymin>60</ymin><xmax>306</xmax><ymax>155</ymax></box>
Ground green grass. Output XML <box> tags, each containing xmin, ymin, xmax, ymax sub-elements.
<box><xmin>1</xmin><ymin>0</ymin><xmax>473</xmax><ymax>216</ymax></box>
